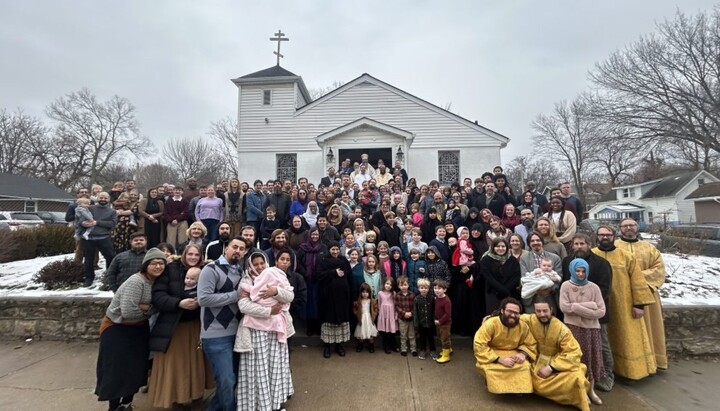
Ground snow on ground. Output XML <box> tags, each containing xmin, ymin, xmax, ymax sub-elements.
<box><xmin>0</xmin><ymin>254</ymin><xmax>112</xmax><ymax>299</ymax></box>
<box><xmin>0</xmin><ymin>251</ymin><xmax>718</xmax><ymax>305</ymax></box>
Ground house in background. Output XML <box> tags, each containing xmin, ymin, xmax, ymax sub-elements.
<box><xmin>233</xmin><ymin>65</ymin><xmax>509</xmax><ymax>185</ymax></box>
<box><xmin>685</xmin><ymin>182</ymin><xmax>720</xmax><ymax>223</ymax></box>
<box><xmin>0</xmin><ymin>173</ymin><xmax>74</xmax><ymax>212</ymax></box>
<box><xmin>587</xmin><ymin>170</ymin><xmax>719</xmax><ymax>225</ymax></box>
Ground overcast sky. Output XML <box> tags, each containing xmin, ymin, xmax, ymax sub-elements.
<box><xmin>1</xmin><ymin>1</ymin><xmax>717</xmax><ymax>164</ymax></box>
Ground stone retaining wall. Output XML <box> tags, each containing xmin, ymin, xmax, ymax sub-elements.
<box><xmin>1</xmin><ymin>297</ymin><xmax>719</xmax><ymax>356</ymax></box>
<box><xmin>0</xmin><ymin>296</ymin><xmax>111</xmax><ymax>340</ymax></box>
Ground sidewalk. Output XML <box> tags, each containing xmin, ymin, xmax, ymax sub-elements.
<box><xmin>0</xmin><ymin>338</ymin><xmax>715</xmax><ymax>410</ymax></box>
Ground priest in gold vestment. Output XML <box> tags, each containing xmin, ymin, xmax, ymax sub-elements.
<box><xmin>593</xmin><ymin>226</ymin><xmax>657</xmax><ymax>380</ymax></box>
<box><xmin>523</xmin><ymin>297</ymin><xmax>591</xmax><ymax>411</ymax></box>
<box><xmin>473</xmin><ymin>298</ymin><xmax>537</xmax><ymax>394</ymax></box>
<box><xmin>616</xmin><ymin>218</ymin><xmax>668</xmax><ymax>369</ymax></box>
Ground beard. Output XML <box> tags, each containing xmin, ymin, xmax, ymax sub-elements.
<box><xmin>131</xmin><ymin>244</ymin><xmax>145</xmax><ymax>252</ymax></box>
<box><xmin>523</xmin><ymin>219</ymin><xmax>534</xmax><ymax>229</ymax></box>
<box><xmin>98</xmin><ymin>200</ymin><xmax>108</xmax><ymax>206</ymax></box>
<box><xmin>219</xmin><ymin>232</ymin><xmax>231</xmax><ymax>241</ymax></box>
<box><xmin>499</xmin><ymin>314</ymin><xmax>518</xmax><ymax>328</ymax></box>
<box><xmin>573</xmin><ymin>249</ymin><xmax>589</xmax><ymax>259</ymax></box>
<box><xmin>599</xmin><ymin>238</ymin><xmax>613</xmax><ymax>248</ymax></box>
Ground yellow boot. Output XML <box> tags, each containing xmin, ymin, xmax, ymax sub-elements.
<box><xmin>436</xmin><ymin>348</ymin><xmax>451</xmax><ymax>364</ymax></box>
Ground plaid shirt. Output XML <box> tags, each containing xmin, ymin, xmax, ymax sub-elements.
<box><xmin>394</xmin><ymin>291</ymin><xmax>415</xmax><ymax>321</ymax></box>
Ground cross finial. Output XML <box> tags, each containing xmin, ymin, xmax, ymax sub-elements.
<box><xmin>269</xmin><ymin>30</ymin><xmax>289</xmax><ymax>66</ymax></box>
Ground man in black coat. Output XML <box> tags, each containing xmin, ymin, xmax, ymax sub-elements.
<box><xmin>263</xmin><ymin>180</ymin><xmax>292</xmax><ymax>227</ymax></box>
<box><xmin>473</xmin><ymin>182</ymin><xmax>506</xmax><ymax>217</ymax></box>
<box><xmin>205</xmin><ymin>222</ymin><xmax>232</xmax><ymax>261</ymax></box>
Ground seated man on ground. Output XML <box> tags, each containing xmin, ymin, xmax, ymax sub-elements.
<box><xmin>473</xmin><ymin>297</ymin><xmax>537</xmax><ymax>394</ymax></box>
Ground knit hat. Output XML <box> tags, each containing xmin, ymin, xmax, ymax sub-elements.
<box><xmin>568</xmin><ymin>258</ymin><xmax>590</xmax><ymax>286</ymax></box>
<box><xmin>142</xmin><ymin>247</ymin><xmax>167</xmax><ymax>271</ymax></box>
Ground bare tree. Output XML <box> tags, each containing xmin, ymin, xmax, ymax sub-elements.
<box><xmin>0</xmin><ymin>109</ymin><xmax>46</xmax><ymax>175</ymax></box>
<box><xmin>532</xmin><ymin>95</ymin><xmax>599</xmax><ymax>197</ymax></box>
<box><xmin>208</xmin><ymin>117</ymin><xmax>240</xmax><ymax>177</ymax></box>
<box><xmin>135</xmin><ymin>162</ymin><xmax>179</xmax><ymax>192</ymax></box>
<box><xmin>505</xmin><ymin>155</ymin><xmax>565</xmax><ymax>194</ymax></box>
<box><xmin>46</xmin><ymin>88</ymin><xmax>152</xmax><ymax>185</ymax></box>
<box><xmin>162</xmin><ymin>137</ymin><xmax>226</xmax><ymax>184</ymax></box>
<box><xmin>589</xmin><ymin>8</ymin><xmax>720</xmax><ymax>168</ymax></box>
<box><xmin>308</xmin><ymin>81</ymin><xmax>345</xmax><ymax>100</ymax></box>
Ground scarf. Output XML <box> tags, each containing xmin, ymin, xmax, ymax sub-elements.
<box><xmin>228</xmin><ymin>191</ymin><xmax>241</xmax><ymax>214</ymax></box>
<box><xmin>145</xmin><ymin>197</ymin><xmax>160</xmax><ymax>214</ymax></box>
<box><xmin>568</xmin><ymin>258</ymin><xmax>590</xmax><ymax>286</ymax></box>
<box><xmin>483</xmin><ymin>248</ymin><xmax>509</xmax><ymax>264</ymax></box>
<box><xmin>299</xmin><ymin>239</ymin><xmax>323</xmax><ymax>282</ymax></box>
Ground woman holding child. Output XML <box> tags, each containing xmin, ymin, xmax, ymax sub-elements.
<box><xmin>148</xmin><ymin>244</ymin><xmax>213</xmax><ymax>409</ymax></box>
<box><xmin>236</xmin><ymin>251</ymin><xmax>295</xmax><ymax>411</ymax></box>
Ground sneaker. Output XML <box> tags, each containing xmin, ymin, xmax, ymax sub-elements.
<box><xmin>418</xmin><ymin>351</ymin><xmax>426</xmax><ymax>360</ymax></box>
<box><xmin>430</xmin><ymin>351</ymin><xmax>438</xmax><ymax>360</ymax></box>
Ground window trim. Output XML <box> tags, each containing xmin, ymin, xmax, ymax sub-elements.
<box><xmin>263</xmin><ymin>89</ymin><xmax>272</xmax><ymax>106</ymax></box>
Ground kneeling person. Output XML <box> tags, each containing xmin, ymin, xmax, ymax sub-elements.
<box><xmin>473</xmin><ymin>297</ymin><xmax>537</xmax><ymax>394</ymax></box>
<box><xmin>523</xmin><ymin>296</ymin><xmax>590</xmax><ymax>411</ymax></box>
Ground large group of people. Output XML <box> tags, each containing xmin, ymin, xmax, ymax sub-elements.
<box><xmin>73</xmin><ymin>156</ymin><xmax>667</xmax><ymax>411</ymax></box>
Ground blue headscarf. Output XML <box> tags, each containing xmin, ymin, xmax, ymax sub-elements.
<box><xmin>568</xmin><ymin>258</ymin><xmax>590</xmax><ymax>286</ymax></box>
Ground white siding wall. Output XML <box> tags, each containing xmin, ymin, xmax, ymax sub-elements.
<box><xmin>238</xmin><ymin>84</ymin><xmax>298</xmax><ymax>149</ymax></box>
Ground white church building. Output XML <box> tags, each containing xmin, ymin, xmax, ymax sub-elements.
<box><xmin>233</xmin><ymin>65</ymin><xmax>509</xmax><ymax>185</ymax></box>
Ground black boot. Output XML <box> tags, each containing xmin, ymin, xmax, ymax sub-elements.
<box><xmin>335</xmin><ymin>343</ymin><xmax>346</xmax><ymax>357</ymax></box>
<box><xmin>356</xmin><ymin>340</ymin><xmax>363</xmax><ymax>352</ymax></box>
<box><xmin>368</xmin><ymin>341</ymin><xmax>375</xmax><ymax>353</ymax></box>
<box><xmin>323</xmin><ymin>344</ymin><xmax>332</xmax><ymax>358</ymax></box>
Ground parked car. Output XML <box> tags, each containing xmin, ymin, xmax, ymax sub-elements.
<box><xmin>0</xmin><ymin>212</ymin><xmax>46</xmax><ymax>231</ymax></box>
<box><xmin>32</xmin><ymin>211</ymin><xmax>68</xmax><ymax>225</ymax></box>
<box><xmin>659</xmin><ymin>224</ymin><xmax>720</xmax><ymax>257</ymax></box>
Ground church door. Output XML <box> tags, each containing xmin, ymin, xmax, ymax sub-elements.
<box><xmin>339</xmin><ymin>148</ymin><xmax>392</xmax><ymax>168</ymax></box>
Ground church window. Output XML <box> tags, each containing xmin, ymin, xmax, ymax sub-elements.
<box><xmin>24</xmin><ymin>200</ymin><xmax>36</xmax><ymax>212</ymax></box>
<box><xmin>263</xmin><ymin>90</ymin><xmax>272</xmax><ymax>105</ymax></box>
<box><xmin>276</xmin><ymin>154</ymin><xmax>297</xmax><ymax>182</ymax></box>
<box><xmin>438</xmin><ymin>151</ymin><xmax>460</xmax><ymax>185</ymax></box>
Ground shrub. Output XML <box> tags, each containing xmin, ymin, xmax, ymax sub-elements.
<box><xmin>35</xmin><ymin>225</ymin><xmax>75</xmax><ymax>256</ymax></box>
<box><xmin>9</xmin><ymin>229</ymin><xmax>37</xmax><ymax>261</ymax></box>
<box><xmin>35</xmin><ymin>258</ymin><xmax>84</xmax><ymax>290</ymax></box>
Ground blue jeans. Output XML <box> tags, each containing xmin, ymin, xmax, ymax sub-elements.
<box><xmin>202</xmin><ymin>335</ymin><xmax>238</xmax><ymax>411</ymax></box>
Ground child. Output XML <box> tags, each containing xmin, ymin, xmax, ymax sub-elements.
<box><xmin>520</xmin><ymin>257</ymin><xmax>561</xmax><ymax>301</ymax></box>
<box><xmin>402</xmin><ymin>220</ymin><xmax>415</xmax><ymax>244</ymax></box>
<box><xmin>377</xmin><ymin>277</ymin><xmax>398</xmax><ymax>354</ymax></box>
<box><xmin>406</xmin><ymin>248</ymin><xmax>427</xmax><ymax>295</ymax></box>
<box><xmin>349</xmin><ymin>248</ymin><xmax>364</xmax><ymax>298</ymax></box>
<box><xmin>235</xmin><ymin>266</ymin><xmax>294</xmax><ymax>354</ymax></box>
<box><xmin>363</xmin><ymin>255</ymin><xmax>382</xmax><ymax>298</ymax></box>
<box><xmin>383</xmin><ymin>246</ymin><xmax>406</xmax><ymax>281</ymax></box>
<box><xmin>559</xmin><ymin>259</ymin><xmax>606</xmax><ymax>406</ymax></box>
<box><xmin>407</xmin><ymin>227</ymin><xmax>428</xmax><ymax>255</ymax></box>
<box><xmin>376</xmin><ymin>241</ymin><xmax>390</xmax><ymax>276</ymax></box>
<box><xmin>353</xmin><ymin>283</ymin><xmax>379</xmax><ymax>353</ymax></box>
<box><xmin>433</xmin><ymin>279</ymin><xmax>452</xmax><ymax>363</ymax></box>
<box><xmin>410</xmin><ymin>203</ymin><xmax>423</xmax><ymax>227</ymax></box>
<box><xmin>413</xmin><ymin>278</ymin><xmax>436</xmax><ymax>360</ymax></box>
<box><xmin>183</xmin><ymin>266</ymin><xmax>200</xmax><ymax>298</ymax></box>
<box><xmin>74</xmin><ymin>197</ymin><xmax>95</xmax><ymax>240</ymax></box>
<box><xmin>394</xmin><ymin>276</ymin><xmax>417</xmax><ymax>356</ymax></box>
<box><xmin>452</xmin><ymin>226</ymin><xmax>475</xmax><ymax>288</ymax></box>
<box><xmin>364</xmin><ymin>230</ymin><xmax>377</xmax><ymax>248</ymax></box>
<box><xmin>259</xmin><ymin>205</ymin><xmax>281</xmax><ymax>250</ymax></box>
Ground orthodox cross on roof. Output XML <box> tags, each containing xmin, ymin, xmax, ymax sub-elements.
<box><xmin>270</xmin><ymin>30</ymin><xmax>289</xmax><ymax>66</ymax></box>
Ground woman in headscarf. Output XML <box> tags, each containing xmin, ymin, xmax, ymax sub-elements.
<box><xmin>236</xmin><ymin>251</ymin><xmax>294</xmax><ymax>411</ymax></box>
<box><xmin>297</xmin><ymin>227</ymin><xmax>327</xmax><ymax>336</ymax></box>
<box><xmin>95</xmin><ymin>248</ymin><xmax>167</xmax><ymax>411</ymax></box>
<box><xmin>517</xmin><ymin>190</ymin><xmax>543</xmax><ymax>219</ymax></box>
<box><xmin>479</xmin><ymin>237</ymin><xmax>521</xmax><ymax>314</ymax></box>
<box><xmin>317</xmin><ymin>244</ymin><xmax>353</xmax><ymax>358</ymax></box>
<box><xmin>148</xmin><ymin>244</ymin><xmax>213</xmax><ymax>409</ymax></box>
<box><xmin>425</xmin><ymin>245</ymin><xmax>451</xmax><ymax>287</ymax></box>
<box><xmin>286</xmin><ymin>215</ymin><xmax>309</xmax><ymax>251</ymax></box>
<box><xmin>327</xmin><ymin>204</ymin><xmax>346</xmax><ymax>234</ymax></box>
<box><xmin>302</xmin><ymin>201</ymin><xmax>319</xmax><ymax>228</ymax></box>
<box><xmin>138</xmin><ymin>187</ymin><xmax>165</xmax><ymax>248</ymax></box>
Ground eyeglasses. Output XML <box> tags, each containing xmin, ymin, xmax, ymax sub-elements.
<box><xmin>597</xmin><ymin>233</ymin><xmax>614</xmax><ymax>238</ymax></box>
<box><xmin>620</xmin><ymin>224</ymin><xmax>637</xmax><ymax>228</ymax></box>
<box><xmin>503</xmin><ymin>309</ymin><xmax>520</xmax><ymax>316</ymax></box>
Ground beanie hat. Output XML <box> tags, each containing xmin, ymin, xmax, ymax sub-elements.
<box><xmin>142</xmin><ymin>247</ymin><xmax>167</xmax><ymax>271</ymax></box>
<box><xmin>568</xmin><ymin>258</ymin><xmax>590</xmax><ymax>286</ymax></box>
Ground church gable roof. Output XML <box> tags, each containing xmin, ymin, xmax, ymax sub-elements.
<box><xmin>231</xmin><ymin>65</ymin><xmax>312</xmax><ymax>103</ymax></box>
<box><xmin>296</xmin><ymin>73</ymin><xmax>509</xmax><ymax>146</ymax></box>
